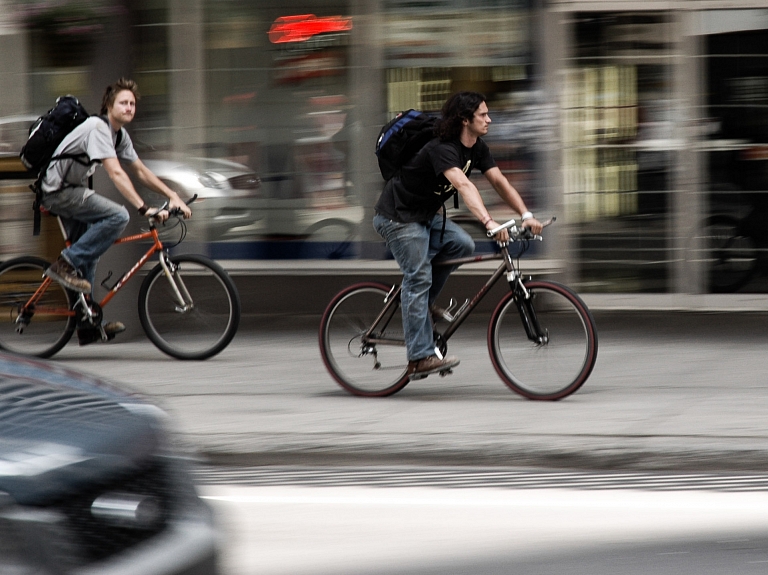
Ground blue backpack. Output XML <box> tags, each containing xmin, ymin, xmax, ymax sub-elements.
<box><xmin>375</xmin><ymin>109</ymin><xmax>437</xmax><ymax>181</ymax></box>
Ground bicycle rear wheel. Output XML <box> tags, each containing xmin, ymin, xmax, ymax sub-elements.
<box><xmin>319</xmin><ymin>282</ymin><xmax>410</xmax><ymax>397</ymax></box>
<box><xmin>699</xmin><ymin>215</ymin><xmax>757</xmax><ymax>293</ymax></box>
<box><xmin>0</xmin><ymin>257</ymin><xmax>75</xmax><ymax>358</ymax></box>
<box><xmin>139</xmin><ymin>254</ymin><xmax>240</xmax><ymax>360</ymax></box>
<box><xmin>488</xmin><ymin>280</ymin><xmax>597</xmax><ymax>400</ymax></box>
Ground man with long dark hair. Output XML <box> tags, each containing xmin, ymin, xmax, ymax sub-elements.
<box><xmin>374</xmin><ymin>91</ymin><xmax>542</xmax><ymax>378</ymax></box>
<box><xmin>41</xmin><ymin>78</ymin><xmax>192</xmax><ymax>345</ymax></box>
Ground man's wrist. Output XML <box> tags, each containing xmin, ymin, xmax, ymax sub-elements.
<box><xmin>521</xmin><ymin>211</ymin><xmax>533</xmax><ymax>221</ymax></box>
<box><xmin>137</xmin><ymin>204</ymin><xmax>149</xmax><ymax>215</ymax></box>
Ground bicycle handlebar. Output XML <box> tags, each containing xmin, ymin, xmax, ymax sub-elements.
<box><xmin>146</xmin><ymin>194</ymin><xmax>198</xmax><ymax>220</ymax></box>
<box><xmin>486</xmin><ymin>216</ymin><xmax>556</xmax><ymax>240</ymax></box>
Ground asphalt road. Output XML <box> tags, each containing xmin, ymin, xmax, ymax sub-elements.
<box><xmin>45</xmin><ymin>310</ymin><xmax>768</xmax><ymax>472</ymax></box>
<box><xmin>197</xmin><ymin>466</ymin><xmax>768</xmax><ymax>575</ymax></box>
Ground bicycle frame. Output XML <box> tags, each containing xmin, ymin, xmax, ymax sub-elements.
<box><xmin>19</xmin><ymin>213</ymin><xmax>180</xmax><ymax>322</ymax></box>
<box><xmin>363</xmin><ymin>240</ymin><xmax>547</xmax><ymax>349</ymax></box>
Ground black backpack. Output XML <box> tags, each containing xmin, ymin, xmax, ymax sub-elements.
<box><xmin>375</xmin><ymin>109</ymin><xmax>437</xmax><ymax>181</ymax></box>
<box><xmin>20</xmin><ymin>95</ymin><xmax>90</xmax><ymax>175</ymax></box>
<box><xmin>21</xmin><ymin>96</ymin><xmax>123</xmax><ymax>235</ymax></box>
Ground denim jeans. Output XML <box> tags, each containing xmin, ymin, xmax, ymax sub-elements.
<box><xmin>42</xmin><ymin>187</ymin><xmax>130</xmax><ymax>292</ymax></box>
<box><xmin>373</xmin><ymin>213</ymin><xmax>475</xmax><ymax>361</ymax></box>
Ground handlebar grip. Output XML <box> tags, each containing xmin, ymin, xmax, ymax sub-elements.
<box><xmin>167</xmin><ymin>195</ymin><xmax>197</xmax><ymax>217</ymax></box>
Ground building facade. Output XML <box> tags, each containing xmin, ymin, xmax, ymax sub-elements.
<box><xmin>2</xmin><ymin>0</ymin><xmax>768</xmax><ymax>304</ymax></box>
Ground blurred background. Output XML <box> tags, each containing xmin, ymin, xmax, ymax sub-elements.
<box><xmin>2</xmin><ymin>1</ymin><xmax>768</xmax><ymax>301</ymax></box>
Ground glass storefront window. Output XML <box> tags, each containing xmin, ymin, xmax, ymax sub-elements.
<box><xmin>564</xmin><ymin>12</ymin><xmax>675</xmax><ymax>293</ymax></box>
<box><xmin>131</xmin><ymin>0</ymin><xmax>171</xmax><ymax>147</ymax></box>
<box><xmin>202</xmin><ymin>1</ymin><xmax>361</xmax><ymax>259</ymax></box>
<box><xmin>700</xmin><ymin>10</ymin><xmax>768</xmax><ymax>293</ymax></box>
<box><xmin>381</xmin><ymin>0</ymin><xmax>540</xmax><ymax>246</ymax></box>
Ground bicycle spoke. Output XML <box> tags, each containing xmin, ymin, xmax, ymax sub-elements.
<box><xmin>489</xmin><ymin>281</ymin><xmax>597</xmax><ymax>400</ymax></box>
<box><xmin>139</xmin><ymin>255</ymin><xmax>240</xmax><ymax>360</ymax></box>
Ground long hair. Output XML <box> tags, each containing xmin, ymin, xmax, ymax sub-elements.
<box><xmin>435</xmin><ymin>91</ymin><xmax>486</xmax><ymax>141</ymax></box>
<box><xmin>100</xmin><ymin>78</ymin><xmax>140</xmax><ymax>115</ymax></box>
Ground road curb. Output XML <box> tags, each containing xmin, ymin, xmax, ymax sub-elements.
<box><xmin>188</xmin><ymin>435</ymin><xmax>768</xmax><ymax>473</ymax></box>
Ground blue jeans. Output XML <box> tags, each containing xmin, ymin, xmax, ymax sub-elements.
<box><xmin>374</xmin><ymin>213</ymin><xmax>475</xmax><ymax>361</ymax></box>
<box><xmin>42</xmin><ymin>187</ymin><xmax>130</xmax><ymax>293</ymax></box>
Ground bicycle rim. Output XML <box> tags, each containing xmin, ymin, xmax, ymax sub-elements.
<box><xmin>139</xmin><ymin>255</ymin><xmax>240</xmax><ymax>360</ymax></box>
<box><xmin>489</xmin><ymin>281</ymin><xmax>597</xmax><ymax>400</ymax></box>
<box><xmin>319</xmin><ymin>283</ymin><xmax>410</xmax><ymax>396</ymax></box>
<box><xmin>0</xmin><ymin>257</ymin><xmax>75</xmax><ymax>358</ymax></box>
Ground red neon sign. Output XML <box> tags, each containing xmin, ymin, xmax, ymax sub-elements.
<box><xmin>269</xmin><ymin>14</ymin><xmax>352</xmax><ymax>44</ymax></box>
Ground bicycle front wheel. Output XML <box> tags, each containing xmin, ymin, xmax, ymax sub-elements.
<box><xmin>319</xmin><ymin>282</ymin><xmax>410</xmax><ymax>397</ymax></box>
<box><xmin>488</xmin><ymin>280</ymin><xmax>597</xmax><ymax>400</ymax></box>
<box><xmin>0</xmin><ymin>257</ymin><xmax>75</xmax><ymax>358</ymax></box>
<box><xmin>139</xmin><ymin>254</ymin><xmax>240</xmax><ymax>360</ymax></box>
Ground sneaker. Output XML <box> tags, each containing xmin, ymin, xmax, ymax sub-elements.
<box><xmin>408</xmin><ymin>354</ymin><xmax>460</xmax><ymax>378</ymax></box>
<box><xmin>77</xmin><ymin>321</ymin><xmax>126</xmax><ymax>346</ymax></box>
<box><xmin>45</xmin><ymin>257</ymin><xmax>91</xmax><ymax>293</ymax></box>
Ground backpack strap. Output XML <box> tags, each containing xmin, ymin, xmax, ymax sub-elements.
<box><xmin>98</xmin><ymin>115</ymin><xmax>123</xmax><ymax>148</ymax></box>
<box><xmin>30</xmin><ymin>181</ymin><xmax>43</xmax><ymax>237</ymax></box>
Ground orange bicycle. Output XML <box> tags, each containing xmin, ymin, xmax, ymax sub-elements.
<box><xmin>0</xmin><ymin>198</ymin><xmax>240</xmax><ymax>359</ymax></box>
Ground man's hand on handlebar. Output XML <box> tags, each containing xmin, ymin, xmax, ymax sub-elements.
<box><xmin>484</xmin><ymin>219</ymin><xmax>510</xmax><ymax>243</ymax></box>
<box><xmin>145</xmin><ymin>206</ymin><xmax>170</xmax><ymax>222</ymax></box>
<box><xmin>168</xmin><ymin>196</ymin><xmax>192</xmax><ymax>219</ymax></box>
<box><xmin>521</xmin><ymin>217</ymin><xmax>543</xmax><ymax>235</ymax></box>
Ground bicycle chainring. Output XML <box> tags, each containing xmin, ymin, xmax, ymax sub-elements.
<box><xmin>77</xmin><ymin>300</ymin><xmax>103</xmax><ymax>328</ymax></box>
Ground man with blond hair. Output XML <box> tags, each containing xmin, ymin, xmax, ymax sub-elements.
<box><xmin>41</xmin><ymin>78</ymin><xmax>192</xmax><ymax>345</ymax></box>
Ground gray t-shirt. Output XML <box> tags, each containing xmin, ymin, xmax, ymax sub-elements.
<box><xmin>41</xmin><ymin>116</ymin><xmax>139</xmax><ymax>192</ymax></box>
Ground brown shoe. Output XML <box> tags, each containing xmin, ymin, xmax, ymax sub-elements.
<box><xmin>408</xmin><ymin>354</ymin><xmax>460</xmax><ymax>379</ymax></box>
<box><xmin>45</xmin><ymin>257</ymin><xmax>91</xmax><ymax>293</ymax></box>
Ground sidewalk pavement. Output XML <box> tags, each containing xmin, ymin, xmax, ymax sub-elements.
<box><xmin>52</xmin><ymin>310</ymin><xmax>768</xmax><ymax>472</ymax></box>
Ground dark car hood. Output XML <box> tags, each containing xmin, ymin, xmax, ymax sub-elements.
<box><xmin>0</xmin><ymin>354</ymin><xmax>163</xmax><ymax>505</ymax></box>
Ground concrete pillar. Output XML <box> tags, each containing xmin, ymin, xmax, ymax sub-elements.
<box><xmin>349</xmin><ymin>0</ymin><xmax>387</xmax><ymax>257</ymax></box>
<box><xmin>671</xmin><ymin>12</ymin><xmax>705</xmax><ymax>294</ymax></box>
<box><xmin>0</xmin><ymin>0</ymin><xmax>29</xmax><ymax>116</ymax></box>
<box><xmin>539</xmin><ymin>7</ymin><xmax>572</xmax><ymax>284</ymax></box>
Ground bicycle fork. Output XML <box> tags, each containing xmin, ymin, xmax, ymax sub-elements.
<box><xmin>509</xmin><ymin>273</ymin><xmax>548</xmax><ymax>345</ymax></box>
<box><xmin>159</xmin><ymin>252</ymin><xmax>194</xmax><ymax>313</ymax></box>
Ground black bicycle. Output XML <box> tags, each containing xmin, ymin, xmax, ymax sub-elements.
<box><xmin>696</xmin><ymin>212</ymin><xmax>767</xmax><ymax>293</ymax></box>
<box><xmin>319</xmin><ymin>217</ymin><xmax>598</xmax><ymax>400</ymax></box>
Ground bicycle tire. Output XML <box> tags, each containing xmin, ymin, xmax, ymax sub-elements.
<box><xmin>699</xmin><ymin>215</ymin><xmax>757</xmax><ymax>293</ymax></box>
<box><xmin>319</xmin><ymin>282</ymin><xmax>410</xmax><ymax>397</ymax></box>
<box><xmin>488</xmin><ymin>280</ymin><xmax>597</xmax><ymax>400</ymax></box>
<box><xmin>0</xmin><ymin>256</ymin><xmax>75</xmax><ymax>358</ymax></box>
<box><xmin>139</xmin><ymin>254</ymin><xmax>240</xmax><ymax>360</ymax></box>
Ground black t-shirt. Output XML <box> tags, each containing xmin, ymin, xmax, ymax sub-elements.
<box><xmin>375</xmin><ymin>137</ymin><xmax>497</xmax><ymax>224</ymax></box>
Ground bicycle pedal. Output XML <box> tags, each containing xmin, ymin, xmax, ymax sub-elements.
<box><xmin>409</xmin><ymin>373</ymin><xmax>428</xmax><ymax>381</ymax></box>
<box><xmin>439</xmin><ymin>369</ymin><xmax>453</xmax><ymax>377</ymax></box>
